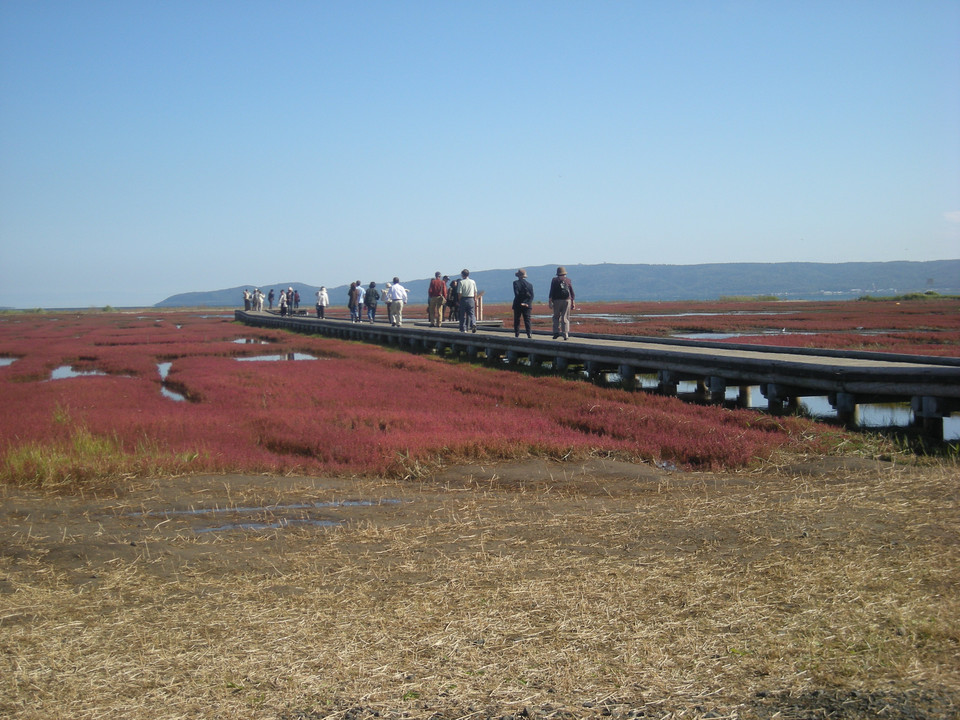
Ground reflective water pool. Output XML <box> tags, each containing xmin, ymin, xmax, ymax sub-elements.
<box><xmin>157</xmin><ymin>362</ymin><xmax>186</xmax><ymax>401</ymax></box>
<box><xmin>236</xmin><ymin>353</ymin><xmax>317</xmax><ymax>361</ymax></box>
<box><xmin>50</xmin><ymin>365</ymin><xmax>108</xmax><ymax>379</ymax></box>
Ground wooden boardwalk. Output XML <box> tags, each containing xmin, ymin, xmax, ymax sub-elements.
<box><xmin>236</xmin><ymin>310</ymin><xmax>960</xmax><ymax>438</ymax></box>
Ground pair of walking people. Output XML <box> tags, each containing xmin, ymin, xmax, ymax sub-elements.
<box><xmin>512</xmin><ymin>266</ymin><xmax>575</xmax><ymax>340</ymax></box>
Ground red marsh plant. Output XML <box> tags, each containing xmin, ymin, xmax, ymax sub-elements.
<box><xmin>488</xmin><ymin>297</ymin><xmax>960</xmax><ymax>356</ymax></box>
<box><xmin>0</xmin><ymin>310</ymin><xmax>836</xmax><ymax>490</ymax></box>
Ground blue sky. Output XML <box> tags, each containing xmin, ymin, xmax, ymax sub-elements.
<box><xmin>1</xmin><ymin>0</ymin><xmax>958</xmax><ymax>308</ymax></box>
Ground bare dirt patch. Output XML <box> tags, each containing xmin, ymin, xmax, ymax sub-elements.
<box><xmin>1</xmin><ymin>455</ymin><xmax>958</xmax><ymax>719</ymax></box>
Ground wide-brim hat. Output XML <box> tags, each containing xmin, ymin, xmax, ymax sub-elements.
<box><xmin>556</xmin><ymin>266</ymin><xmax>567</xmax><ymax>276</ymax></box>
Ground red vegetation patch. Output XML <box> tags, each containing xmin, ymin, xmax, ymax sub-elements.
<box><xmin>0</xmin><ymin>310</ymin><xmax>839</xmax><ymax>484</ymax></box>
<box><xmin>489</xmin><ymin>297</ymin><xmax>960</xmax><ymax>356</ymax></box>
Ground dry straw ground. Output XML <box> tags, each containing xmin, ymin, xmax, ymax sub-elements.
<box><xmin>1</xmin><ymin>452</ymin><xmax>958</xmax><ymax>719</ymax></box>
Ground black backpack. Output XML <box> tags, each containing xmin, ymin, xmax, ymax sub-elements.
<box><xmin>555</xmin><ymin>278</ymin><xmax>570</xmax><ymax>300</ymax></box>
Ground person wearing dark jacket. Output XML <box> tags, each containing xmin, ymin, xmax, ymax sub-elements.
<box><xmin>512</xmin><ymin>269</ymin><xmax>534</xmax><ymax>338</ymax></box>
<box><xmin>548</xmin><ymin>266</ymin><xmax>575</xmax><ymax>340</ymax></box>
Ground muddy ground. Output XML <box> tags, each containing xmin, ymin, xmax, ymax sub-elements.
<box><xmin>1</xmin><ymin>455</ymin><xmax>958</xmax><ymax>719</ymax></box>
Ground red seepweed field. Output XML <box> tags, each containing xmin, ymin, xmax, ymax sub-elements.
<box><xmin>0</xmin><ymin>306</ymin><xmax>855</xmax><ymax>488</ymax></box>
<box><xmin>488</xmin><ymin>296</ymin><xmax>960</xmax><ymax>356</ymax></box>
<box><xmin>1</xmin><ymin>301</ymin><xmax>958</xmax><ymax>720</ymax></box>
<box><xmin>3</xmin><ymin>296</ymin><xmax>959</xmax><ymax>488</ymax></box>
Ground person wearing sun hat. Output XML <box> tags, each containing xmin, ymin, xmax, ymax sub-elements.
<box><xmin>512</xmin><ymin>269</ymin><xmax>534</xmax><ymax>338</ymax></box>
<box><xmin>548</xmin><ymin>266</ymin><xmax>575</xmax><ymax>340</ymax></box>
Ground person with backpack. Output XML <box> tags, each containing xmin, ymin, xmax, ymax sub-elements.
<box><xmin>548</xmin><ymin>266</ymin><xmax>575</xmax><ymax>340</ymax></box>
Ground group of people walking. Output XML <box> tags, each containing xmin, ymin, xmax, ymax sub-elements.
<box><xmin>339</xmin><ymin>278</ymin><xmax>412</xmax><ymax>326</ymax></box>
<box><xmin>246</xmin><ymin>266</ymin><xmax>576</xmax><ymax>340</ymax></box>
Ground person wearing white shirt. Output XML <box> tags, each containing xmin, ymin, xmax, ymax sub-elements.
<box><xmin>315</xmin><ymin>287</ymin><xmax>329</xmax><ymax>318</ymax></box>
<box><xmin>387</xmin><ymin>277</ymin><xmax>409</xmax><ymax>326</ymax></box>
<box><xmin>457</xmin><ymin>269</ymin><xmax>478</xmax><ymax>333</ymax></box>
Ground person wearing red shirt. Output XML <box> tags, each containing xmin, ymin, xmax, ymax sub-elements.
<box><xmin>427</xmin><ymin>271</ymin><xmax>447</xmax><ymax>327</ymax></box>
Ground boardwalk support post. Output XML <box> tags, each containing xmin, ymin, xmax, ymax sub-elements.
<box><xmin>658</xmin><ymin>370</ymin><xmax>678</xmax><ymax>396</ymax></box>
<box><xmin>832</xmin><ymin>392</ymin><xmax>860</xmax><ymax>427</ymax></box>
<box><xmin>708</xmin><ymin>376</ymin><xmax>727</xmax><ymax>404</ymax></box>
<box><xmin>912</xmin><ymin>396</ymin><xmax>946</xmax><ymax>442</ymax></box>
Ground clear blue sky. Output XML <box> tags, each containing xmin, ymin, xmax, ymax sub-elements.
<box><xmin>1</xmin><ymin>1</ymin><xmax>958</xmax><ymax>308</ymax></box>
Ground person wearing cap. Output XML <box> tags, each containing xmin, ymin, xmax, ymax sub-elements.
<box><xmin>548</xmin><ymin>266</ymin><xmax>576</xmax><ymax>340</ymax></box>
<box><xmin>512</xmin><ymin>269</ymin><xmax>534</xmax><ymax>338</ymax></box>
<box><xmin>427</xmin><ymin>271</ymin><xmax>447</xmax><ymax>327</ymax></box>
<box><xmin>457</xmin><ymin>269</ymin><xmax>478</xmax><ymax>333</ymax></box>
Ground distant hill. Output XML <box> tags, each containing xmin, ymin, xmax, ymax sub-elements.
<box><xmin>154</xmin><ymin>260</ymin><xmax>960</xmax><ymax>308</ymax></box>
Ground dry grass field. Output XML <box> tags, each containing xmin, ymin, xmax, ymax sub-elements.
<box><xmin>2</xmin><ymin>451</ymin><xmax>958</xmax><ymax>719</ymax></box>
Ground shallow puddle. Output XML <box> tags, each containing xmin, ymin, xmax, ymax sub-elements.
<box><xmin>156</xmin><ymin>362</ymin><xmax>187</xmax><ymax>401</ymax></box>
<box><xmin>0</xmin><ymin>358</ymin><xmax>15</xmax><ymax>367</ymax></box>
<box><xmin>160</xmin><ymin>387</ymin><xmax>186</xmax><ymax>401</ymax></box>
<box><xmin>236</xmin><ymin>353</ymin><xmax>317</xmax><ymax>361</ymax></box>
<box><xmin>50</xmin><ymin>365</ymin><xmax>108</xmax><ymax>380</ymax></box>
<box><xmin>232</xmin><ymin>338</ymin><xmax>271</xmax><ymax>344</ymax></box>
<box><xmin>129</xmin><ymin>498</ymin><xmax>402</xmax><ymax>534</ymax></box>
<box><xmin>195</xmin><ymin>518</ymin><xmax>340</xmax><ymax>533</ymax></box>
<box><xmin>130</xmin><ymin>499</ymin><xmax>401</xmax><ymax>517</ymax></box>
<box><xmin>673</xmin><ymin>331</ymin><xmax>817</xmax><ymax>340</ymax></box>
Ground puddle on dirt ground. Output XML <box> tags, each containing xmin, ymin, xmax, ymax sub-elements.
<box><xmin>128</xmin><ymin>498</ymin><xmax>403</xmax><ymax>534</ymax></box>
<box><xmin>232</xmin><ymin>338</ymin><xmax>271</xmax><ymax>344</ymax></box>
<box><xmin>130</xmin><ymin>499</ymin><xmax>402</xmax><ymax>517</ymax></box>
<box><xmin>236</xmin><ymin>353</ymin><xmax>317</xmax><ymax>361</ymax></box>
<box><xmin>195</xmin><ymin>518</ymin><xmax>340</xmax><ymax>533</ymax></box>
